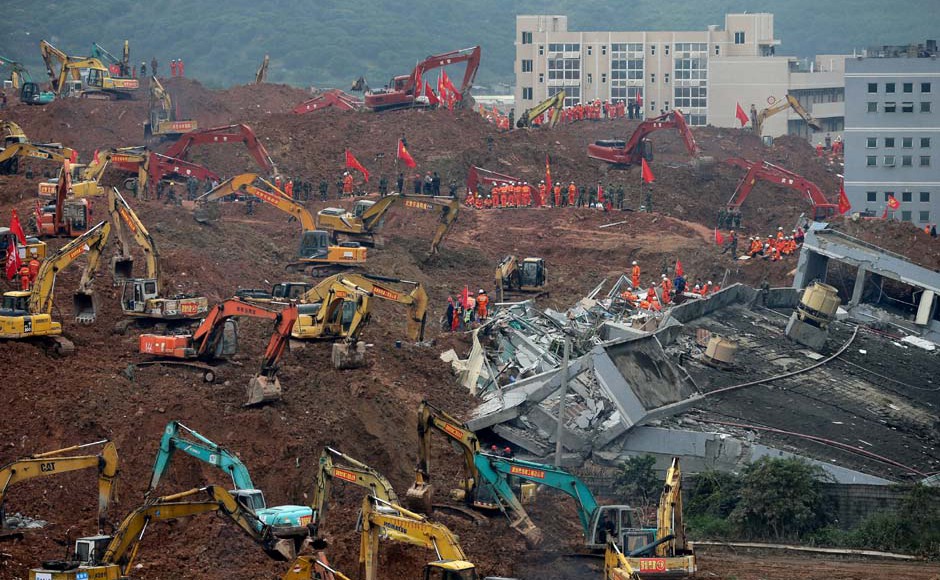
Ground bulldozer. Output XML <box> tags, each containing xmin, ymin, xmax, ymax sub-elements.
<box><xmin>495</xmin><ymin>256</ymin><xmax>547</xmax><ymax>301</ymax></box>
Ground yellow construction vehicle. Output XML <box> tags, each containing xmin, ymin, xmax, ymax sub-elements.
<box><xmin>0</xmin><ymin>440</ymin><xmax>118</xmax><ymax>534</ymax></box>
<box><xmin>1</xmin><ymin>120</ymin><xmax>76</xmax><ymax>175</ymax></box>
<box><xmin>0</xmin><ymin>226</ymin><xmax>45</xmax><ymax>264</ymax></box>
<box><xmin>105</xmin><ymin>187</ymin><xmax>209</xmax><ymax>322</ymax></box>
<box><xmin>495</xmin><ymin>256</ymin><xmax>547</xmax><ymax>301</ymax></box>
<box><xmin>752</xmin><ymin>94</ymin><xmax>822</xmax><ymax>136</ymax></box>
<box><xmin>516</xmin><ymin>89</ymin><xmax>566</xmax><ymax>128</ymax></box>
<box><xmin>0</xmin><ymin>220</ymin><xmax>111</xmax><ymax>352</ymax></box>
<box><xmin>282</xmin><ymin>555</ymin><xmax>353</xmax><ymax>580</ymax></box>
<box><xmin>28</xmin><ymin>485</ymin><xmax>297</xmax><ymax>580</ymax></box>
<box><xmin>145</xmin><ymin>75</ymin><xmax>197</xmax><ymax>139</ymax></box>
<box><xmin>33</xmin><ymin>159</ymin><xmax>93</xmax><ymax>238</ymax></box>
<box><xmin>359</xmin><ymin>495</ymin><xmax>482</xmax><ymax>580</ymax></box>
<box><xmin>315</xmin><ymin>194</ymin><xmax>459</xmax><ymax>254</ymax></box>
<box><xmin>606</xmin><ymin>540</ymin><xmax>641</xmax><ymax>580</ymax></box>
<box><xmin>256</xmin><ymin>54</ymin><xmax>270</xmax><ymax>84</ymax></box>
<box><xmin>291</xmin><ymin>273</ymin><xmax>427</xmax><ymax>342</ymax></box>
<box><xmin>39</xmin><ymin>40</ymin><xmax>139</xmax><ymax>100</ymax></box>
<box><xmin>310</xmin><ymin>447</ymin><xmax>400</xmax><ymax>537</ymax></box>
<box><xmin>195</xmin><ymin>173</ymin><xmax>367</xmax><ymax>274</ymax></box>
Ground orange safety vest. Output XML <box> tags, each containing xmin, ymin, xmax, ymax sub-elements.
<box><xmin>631</xmin><ymin>265</ymin><xmax>641</xmax><ymax>286</ymax></box>
<box><xmin>538</xmin><ymin>184</ymin><xmax>547</xmax><ymax>206</ymax></box>
<box><xmin>513</xmin><ymin>184</ymin><xmax>523</xmax><ymax>206</ymax></box>
<box><xmin>477</xmin><ymin>294</ymin><xmax>489</xmax><ymax>318</ymax></box>
<box><xmin>343</xmin><ymin>174</ymin><xmax>353</xmax><ymax>194</ymax></box>
<box><xmin>554</xmin><ymin>185</ymin><xmax>562</xmax><ymax>206</ymax></box>
<box><xmin>567</xmin><ymin>184</ymin><xmax>576</xmax><ymax>205</ymax></box>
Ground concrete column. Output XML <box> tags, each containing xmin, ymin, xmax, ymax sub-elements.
<box><xmin>850</xmin><ymin>266</ymin><xmax>867</xmax><ymax>307</ymax></box>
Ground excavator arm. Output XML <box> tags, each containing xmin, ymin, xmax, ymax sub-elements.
<box><xmin>165</xmin><ymin>124</ymin><xmax>275</xmax><ymax>175</ymax></box>
<box><xmin>256</xmin><ymin>303</ymin><xmax>296</xmax><ymax>380</ymax></box>
<box><xmin>255</xmin><ymin>55</ymin><xmax>269</xmax><ymax>84</ymax></box>
<box><xmin>606</xmin><ymin>540</ymin><xmax>640</xmax><ymax>580</ymax></box>
<box><xmin>39</xmin><ymin>40</ymin><xmax>72</xmax><ymax>93</ymax></box>
<box><xmin>429</xmin><ymin>198</ymin><xmax>459</xmax><ymax>254</ymax></box>
<box><xmin>30</xmin><ymin>220</ymin><xmax>110</xmax><ymax>318</ymax></box>
<box><xmin>517</xmin><ymin>90</ymin><xmax>566</xmax><ymax>128</ymax></box>
<box><xmin>655</xmin><ymin>458</ymin><xmax>687</xmax><ymax>558</ymax></box>
<box><xmin>406</xmin><ymin>400</ymin><xmax>481</xmax><ymax>515</ymax></box>
<box><xmin>189</xmin><ymin>297</ymin><xmax>280</xmax><ymax>356</ymax></box>
<box><xmin>196</xmin><ymin>173</ymin><xmax>316</xmax><ymax>230</ymax></box>
<box><xmin>107</xmin><ymin>187</ymin><xmax>160</xmax><ymax>284</ymax></box>
<box><xmin>310</xmin><ymin>447</ymin><xmax>399</xmax><ymax>534</ymax></box>
<box><xmin>0</xmin><ymin>440</ymin><xmax>118</xmax><ymax>531</ymax></box>
<box><xmin>588</xmin><ymin>110</ymin><xmax>701</xmax><ymax>167</ymax></box>
<box><xmin>756</xmin><ymin>94</ymin><xmax>821</xmax><ymax>135</ymax></box>
<box><xmin>785</xmin><ymin>94</ymin><xmax>822</xmax><ymax>131</ymax></box>
<box><xmin>412</xmin><ymin>46</ymin><xmax>481</xmax><ymax>102</ymax></box>
<box><xmin>724</xmin><ymin>157</ymin><xmax>837</xmax><ymax>219</ymax></box>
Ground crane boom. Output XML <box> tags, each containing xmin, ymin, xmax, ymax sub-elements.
<box><xmin>587</xmin><ymin>110</ymin><xmax>701</xmax><ymax>167</ymax></box>
<box><xmin>724</xmin><ymin>157</ymin><xmax>837</xmax><ymax>219</ymax></box>
<box><xmin>165</xmin><ymin>123</ymin><xmax>275</xmax><ymax>175</ymax></box>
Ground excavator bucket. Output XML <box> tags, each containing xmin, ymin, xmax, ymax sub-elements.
<box><xmin>193</xmin><ymin>203</ymin><xmax>221</xmax><ymax>224</ymax></box>
<box><xmin>111</xmin><ymin>255</ymin><xmax>134</xmax><ymax>282</ymax></box>
<box><xmin>245</xmin><ymin>374</ymin><xmax>281</xmax><ymax>407</ymax></box>
<box><xmin>73</xmin><ymin>291</ymin><xmax>98</xmax><ymax>324</ymax></box>
<box><xmin>405</xmin><ymin>482</ymin><xmax>433</xmax><ymax>515</ymax></box>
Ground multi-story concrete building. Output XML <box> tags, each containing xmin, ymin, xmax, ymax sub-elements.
<box><xmin>844</xmin><ymin>43</ymin><xmax>940</xmax><ymax>225</ymax></box>
<box><xmin>514</xmin><ymin>14</ymin><xmax>844</xmax><ymax>140</ymax></box>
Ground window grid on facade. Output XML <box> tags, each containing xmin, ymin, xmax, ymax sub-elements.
<box><xmin>867</xmin><ymin>102</ymin><xmax>877</xmax><ymax>112</ymax></box>
<box><xmin>885</xmin><ymin>102</ymin><xmax>897</xmax><ymax>113</ymax></box>
<box><xmin>902</xmin><ymin>102</ymin><xmax>914</xmax><ymax>113</ymax></box>
<box><xmin>734</xmin><ymin>31</ymin><xmax>745</xmax><ymax>44</ymax></box>
<box><xmin>902</xmin><ymin>210</ymin><xmax>912</xmax><ymax>221</ymax></box>
<box><xmin>902</xmin><ymin>191</ymin><xmax>913</xmax><ymax>202</ymax></box>
<box><xmin>922</xmin><ymin>82</ymin><xmax>932</xmax><ymax>93</ymax></box>
<box><xmin>868</xmin><ymin>83</ymin><xmax>878</xmax><ymax>93</ymax></box>
<box><xmin>867</xmin><ymin>155</ymin><xmax>877</xmax><ymax>166</ymax></box>
<box><xmin>885</xmin><ymin>137</ymin><xmax>895</xmax><ymax>148</ymax></box>
<box><xmin>867</xmin><ymin>191</ymin><xmax>877</xmax><ymax>202</ymax></box>
<box><xmin>522</xmin><ymin>59</ymin><xmax>533</xmax><ymax>73</ymax></box>
<box><xmin>921</xmin><ymin>155</ymin><xmax>931</xmax><ymax>167</ymax></box>
<box><xmin>920</xmin><ymin>211</ymin><xmax>931</xmax><ymax>222</ymax></box>
<box><xmin>922</xmin><ymin>102</ymin><xmax>931</xmax><ymax>113</ymax></box>
<box><xmin>886</xmin><ymin>82</ymin><xmax>896</xmax><ymax>93</ymax></box>
<box><xmin>921</xmin><ymin>192</ymin><xmax>931</xmax><ymax>202</ymax></box>
<box><xmin>922</xmin><ymin>137</ymin><xmax>931</xmax><ymax>148</ymax></box>
<box><xmin>610</xmin><ymin>44</ymin><xmax>644</xmax><ymax>105</ymax></box>
<box><xmin>884</xmin><ymin>155</ymin><xmax>896</xmax><ymax>167</ymax></box>
<box><xmin>866</xmin><ymin>137</ymin><xmax>877</xmax><ymax>148</ymax></box>
<box><xmin>903</xmin><ymin>155</ymin><xmax>913</xmax><ymax>167</ymax></box>
<box><xmin>903</xmin><ymin>137</ymin><xmax>913</xmax><ymax>148</ymax></box>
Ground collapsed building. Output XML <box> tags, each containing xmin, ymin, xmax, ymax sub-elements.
<box><xmin>444</xmin><ymin>226</ymin><xmax>940</xmax><ymax>485</ymax></box>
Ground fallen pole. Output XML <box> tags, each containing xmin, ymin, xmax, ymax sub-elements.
<box><xmin>599</xmin><ymin>220</ymin><xmax>628</xmax><ymax>229</ymax></box>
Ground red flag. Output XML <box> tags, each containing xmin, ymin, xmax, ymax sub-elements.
<box><xmin>460</xmin><ymin>285</ymin><xmax>469</xmax><ymax>309</ymax></box>
<box><xmin>641</xmin><ymin>158</ymin><xmax>655</xmax><ymax>183</ymax></box>
<box><xmin>424</xmin><ymin>81</ymin><xmax>439</xmax><ymax>106</ymax></box>
<box><xmin>9</xmin><ymin>209</ymin><xmax>26</xmax><ymax>244</ymax></box>
<box><xmin>397</xmin><ymin>139</ymin><xmax>416</xmax><ymax>168</ymax></box>
<box><xmin>882</xmin><ymin>206</ymin><xmax>889</xmax><ymax>219</ymax></box>
<box><xmin>887</xmin><ymin>194</ymin><xmax>900</xmax><ymax>210</ymax></box>
<box><xmin>715</xmin><ymin>228</ymin><xmax>725</xmax><ymax>245</ymax></box>
<box><xmin>597</xmin><ymin>184</ymin><xmax>605</xmax><ymax>204</ymax></box>
<box><xmin>545</xmin><ymin>154</ymin><xmax>552</xmax><ymax>192</ymax></box>
<box><xmin>675</xmin><ymin>259</ymin><xmax>684</xmax><ymax>277</ymax></box>
<box><xmin>344</xmin><ymin>149</ymin><xmax>370</xmax><ymax>182</ymax></box>
<box><xmin>838</xmin><ymin>183</ymin><xmax>851</xmax><ymax>215</ymax></box>
<box><xmin>735</xmin><ymin>102</ymin><xmax>750</xmax><ymax>127</ymax></box>
<box><xmin>441</xmin><ymin>70</ymin><xmax>460</xmax><ymax>101</ymax></box>
<box><xmin>93</xmin><ymin>149</ymin><xmax>100</xmax><ymax>165</ymax></box>
<box><xmin>437</xmin><ymin>72</ymin><xmax>447</xmax><ymax>104</ymax></box>
<box><xmin>5</xmin><ymin>237</ymin><xmax>21</xmax><ymax>281</ymax></box>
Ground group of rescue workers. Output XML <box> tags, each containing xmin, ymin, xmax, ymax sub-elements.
<box><xmin>443</xmin><ymin>289</ymin><xmax>490</xmax><ymax>332</ymax></box>
<box><xmin>620</xmin><ymin>260</ymin><xmax>721</xmax><ymax>313</ymax></box>
<box><xmin>739</xmin><ymin>226</ymin><xmax>805</xmax><ymax>261</ymax></box>
<box><xmin>464</xmin><ymin>180</ymin><xmax>634</xmax><ymax>210</ymax></box>
<box><xmin>15</xmin><ymin>257</ymin><xmax>41</xmax><ymax>291</ymax></box>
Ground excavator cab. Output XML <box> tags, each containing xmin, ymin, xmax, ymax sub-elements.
<box><xmin>519</xmin><ymin>258</ymin><xmax>546</xmax><ymax>290</ymax></box>
<box><xmin>588</xmin><ymin>505</ymin><xmax>652</xmax><ymax>553</ymax></box>
<box><xmin>298</xmin><ymin>230</ymin><xmax>330</xmax><ymax>259</ymax></box>
<box><xmin>424</xmin><ymin>561</ymin><xmax>479</xmax><ymax>580</ymax></box>
<box><xmin>353</xmin><ymin>200</ymin><xmax>375</xmax><ymax>218</ymax></box>
<box><xmin>272</xmin><ymin>282</ymin><xmax>313</xmax><ymax>300</ymax></box>
<box><xmin>230</xmin><ymin>488</ymin><xmax>268</xmax><ymax>511</ymax></box>
<box><xmin>638</xmin><ymin>138</ymin><xmax>654</xmax><ymax>162</ymax></box>
<box><xmin>1</xmin><ymin>291</ymin><xmax>30</xmax><ymax>314</ymax></box>
<box><xmin>73</xmin><ymin>534</ymin><xmax>112</xmax><ymax>565</ymax></box>
<box><xmin>121</xmin><ymin>279</ymin><xmax>159</xmax><ymax>313</ymax></box>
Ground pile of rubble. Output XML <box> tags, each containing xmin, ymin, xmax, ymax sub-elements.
<box><xmin>2</xmin><ymin>513</ymin><xmax>47</xmax><ymax>530</ymax></box>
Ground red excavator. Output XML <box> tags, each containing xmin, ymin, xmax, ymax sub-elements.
<box><xmin>292</xmin><ymin>89</ymin><xmax>363</xmax><ymax>114</ymax></box>
<box><xmin>137</xmin><ymin>298</ymin><xmax>297</xmax><ymax>406</ymax></box>
<box><xmin>588</xmin><ymin>109</ymin><xmax>704</xmax><ymax>168</ymax></box>
<box><xmin>363</xmin><ymin>46</ymin><xmax>481</xmax><ymax>112</ymax></box>
<box><xmin>164</xmin><ymin>124</ymin><xmax>276</xmax><ymax>176</ymax></box>
<box><xmin>34</xmin><ymin>159</ymin><xmax>92</xmax><ymax>238</ymax></box>
<box><xmin>724</xmin><ymin>157</ymin><xmax>838</xmax><ymax>220</ymax></box>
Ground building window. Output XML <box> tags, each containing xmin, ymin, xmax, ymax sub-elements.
<box><xmin>867</xmin><ymin>155</ymin><xmax>877</xmax><ymax>166</ymax></box>
<box><xmin>539</xmin><ymin>45</ymin><xmax>544</xmax><ymax>56</ymax></box>
<box><xmin>734</xmin><ymin>32</ymin><xmax>745</xmax><ymax>44</ymax></box>
<box><xmin>922</xmin><ymin>101</ymin><xmax>932</xmax><ymax>112</ymax></box>
<box><xmin>651</xmin><ymin>44</ymin><xmax>656</xmax><ymax>55</ymax></box>
<box><xmin>921</xmin><ymin>191</ymin><xmax>931</xmax><ymax>202</ymax></box>
<box><xmin>866</xmin><ymin>191</ymin><xmax>877</xmax><ymax>202</ymax></box>
<box><xmin>884</xmin><ymin>155</ymin><xmax>896</xmax><ymax>166</ymax></box>
<box><xmin>884</xmin><ymin>192</ymin><xmax>895</xmax><ymax>201</ymax></box>
<box><xmin>886</xmin><ymin>82</ymin><xmax>895</xmax><ymax>93</ymax></box>
<box><xmin>902</xmin><ymin>102</ymin><xmax>914</xmax><ymax>113</ymax></box>
<box><xmin>868</xmin><ymin>83</ymin><xmax>878</xmax><ymax>93</ymax></box>
<box><xmin>902</xmin><ymin>210</ymin><xmax>912</xmax><ymax>221</ymax></box>
<box><xmin>921</xmin><ymin>155</ymin><xmax>931</xmax><ymax>166</ymax></box>
<box><xmin>922</xmin><ymin>82</ymin><xmax>932</xmax><ymax>93</ymax></box>
<box><xmin>903</xmin><ymin>137</ymin><xmax>913</xmax><ymax>148</ymax></box>
<box><xmin>922</xmin><ymin>137</ymin><xmax>931</xmax><ymax>148</ymax></box>
<box><xmin>674</xmin><ymin>86</ymin><xmax>707</xmax><ymax>109</ymax></box>
<box><xmin>867</xmin><ymin>102</ymin><xmax>877</xmax><ymax>112</ymax></box>
<box><xmin>884</xmin><ymin>102</ymin><xmax>897</xmax><ymax>113</ymax></box>
<box><xmin>715</xmin><ymin>45</ymin><xmax>720</xmax><ymax>55</ymax></box>
<box><xmin>587</xmin><ymin>73</ymin><xmax>593</xmax><ymax>84</ymax></box>
<box><xmin>903</xmin><ymin>155</ymin><xmax>913</xmax><ymax>166</ymax></box>
<box><xmin>522</xmin><ymin>31</ymin><xmax>532</xmax><ymax>44</ymax></box>
<box><xmin>601</xmin><ymin>73</ymin><xmax>607</xmax><ymax>83</ymax></box>
<box><xmin>538</xmin><ymin>73</ymin><xmax>544</xmax><ymax>83</ymax></box>
<box><xmin>522</xmin><ymin>59</ymin><xmax>533</xmax><ymax>73</ymax></box>
<box><xmin>602</xmin><ymin>46</ymin><xmax>607</xmax><ymax>55</ymax></box>
<box><xmin>903</xmin><ymin>82</ymin><xmax>913</xmax><ymax>93</ymax></box>
<box><xmin>884</xmin><ymin>137</ymin><xmax>895</xmax><ymax>147</ymax></box>
<box><xmin>664</xmin><ymin>73</ymin><xmax>670</xmax><ymax>84</ymax></box>
<box><xmin>866</xmin><ymin>137</ymin><xmax>877</xmax><ymax>148</ymax></box>
<box><xmin>650</xmin><ymin>101</ymin><xmax>656</xmax><ymax>111</ymax></box>
<box><xmin>920</xmin><ymin>211</ymin><xmax>931</xmax><ymax>222</ymax></box>
<box><xmin>902</xmin><ymin>191</ymin><xmax>913</xmax><ymax>202</ymax></box>
<box><xmin>548</xmin><ymin>86</ymin><xmax>579</xmax><ymax>107</ymax></box>
<box><xmin>665</xmin><ymin>44</ymin><xmax>670</xmax><ymax>55</ymax></box>
<box><xmin>651</xmin><ymin>73</ymin><xmax>656</xmax><ymax>83</ymax></box>
<box><xmin>587</xmin><ymin>46</ymin><xmax>592</xmax><ymax>56</ymax></box>
<box><xmin>664</xmin><ymin>100</ymin><xmax>670</xmax><ymax>110</ymax></box>
<box><xmin>522</xmin><ymin>87</ymin><xmax>533</xmax><ymax>100</ymax></box>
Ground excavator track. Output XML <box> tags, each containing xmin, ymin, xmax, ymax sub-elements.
<box><xmin>432</xmin><ymin>503</ymin><xmax>489</xmax><ymax>526</ymax></box>
<box><xmin>48</xmin><ymin>335</ymin><xmax>75</xmax><ymax>355</ymax></box>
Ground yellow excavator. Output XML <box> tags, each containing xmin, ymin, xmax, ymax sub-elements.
<box><xmin>752</xmin><ymin>94</ymin><xmax>822</xmax><ymax>137</ymax></box>
<box><xmin>39</xmin><ymin>40</ymin><xmax>139</xmax><ymax>100</ymax></box>
<box><xmin>0</xmin><ymin>220</ymin><xmax>111</xmax><ymax>353</ymax></box>
<box><xmin>0</xmin><ymin>440</ymin><xmax>118</xmax><ymax>534</ymax></box>
<box><xmin>315</xmin><ymin>194</ymin><xmax>459</xmax><ymax>254</ymax></box>
<box><xmin>194</xmin><ymin>173</ymin><xmax>367</xmax><ymax>274</ymax></box>
<box><xmin>40</xmin><ymin>146</ymin><xmax>146</xmax><ymax>198</ymax></box>
<box><xmin>105</xmin><ymin>187</ymin><xmax>209</xmax><ymax>323</ymax></box>
<box><xmin>0</xmin><ymin>120</ymin><xmax>76</xmax><ymax>175</ymax></box>
<box><xmin>516</xmin><ymin>89</ymin><xmax>566</xmax><ymax>129</ymax></box>
<box><xmin>310</xmin><ymin>447</ymin><xmax>400</xmax><ymax>536</ymax></box>
<box><xmin>28</xmin><ymin>485</ymin><xmax>297</xmax><ymax>580</ymax></box>
<box><xmin>495</xmin><ymin>255</ymin><xmax>547</xmax><ymax>301</ymax></box>
<box><xmin>145</xmin><ymin>75</ymin><xmax>197</xmax><ymax>139</ymax></box>
<box><xmin>606</xmin><ymin>540</ymin><xmax>640</xmax><ymax>580</ymax></box>
<box><xmin>359</xmin><ymin>495</ymin><xmax>484</xmax><ymax>580</ymax></box>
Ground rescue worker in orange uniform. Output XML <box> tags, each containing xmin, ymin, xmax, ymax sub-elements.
<box><xmin>342</xmin><ymin>172</ymin><xmax>354</xmax><ymax>196</ymax></box>
<box><xmin>701</xmin><ymin>281</ymin><xmax>711</xmax><ymax>295</ymax></box>
<box><xmin>285</xmin><ymin>179</ymin><xmax>294</xmax><ymax>199</ymax></box>
<box><xmin>567</xmin><ymin>182</ymin><xmax>577</xmax><ymax>206</ymax></box>
<box><xmin>28</xmin><ymin>259</ymin><xmax>40</xmax><ymax>282</ymax></box>
<box><xmin>630</xmin><ymin>261</ymin><xmax>641</xmax><ymax>289</ymax></box>
<box><xmin>19</xmin><ymin>266</ymin><xmax>31</xmax><ymax>291</ymax></box>
<box><xmin>660</xmin><ymin>274</ymin><xmax>673</xmax><ymax>305</ymax></box>
<box><xmin>776</xmin><ymin>226</ymin><xmax>785</xmax><ymax>241</ymax></box>
<box><xmin>500</xmin><ymin>183</ymin><xmax>510</xmax><ymax>208</ymax></box>
<box><xmin>553</xmin><ymin>182</ymin><xmax>562</xmax><ymax>207</ymax></box>
<box><xmin>513</xmin><ymin>182</ymin><xmax>524</xmax><ymax>207</ymax></box>
<box><xmin>476</xmin><ymin>289</ymin><xmax>489</xmax><ymax>320</ymax></box>
<box><xmin>538</xmin><ymin>181</ymin><xmax>547</xmax><ymax>207</ymax></box>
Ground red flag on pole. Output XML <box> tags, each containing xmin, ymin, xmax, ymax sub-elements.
<box><xmin>838</xmin><ymin>183</ymin><xmax>852</xmax><ymax>215</ymax></box>
<box><xmin>882</xmin><ymin>206</ymin><xmax>889</xmax><ymax>219</ymax></box>
<box><xmin>735</xmin><ymin>102</ymin><xmax>750</xmax><ymax>127</ymax></box>
<box><xmin>460</xmin><ymin>285</ymin><xmax>469</xmax><ymax>309</ymax></box>
<box><xmin>424</xmin><ymin>81</ymin><xmax>439</xmax><ymax>106</ymax></box>
<box><xmin>5</xmin><ymin>237</ymin><xmax>21</xmax><ymax>281</ymax></box>
<box><xmin>345</xmin><ymin>149</ymin><xmax>370</xmax><ymax>182</ymax></box>
<box><xmin>441</xmin><ymin>70</ymin><xmax>460</xmax><ymax>101</ymax></box>
<box><xmin>397</xmin><ymin>139</ymin><xmax>416</xmax><ymax>168</ymax></box>
<box><xmin>715</xmin><ymin>228</ymin><xmax>725</xmax><ymax>245</ymax></box>
<box><xmin>887</xmin><ymin>194</ymin><xmax>900</xmax><ymax>210</ymax></box>
<box><xmin>9</xmin><ymin>209</ymin><xmax>27</xmax><ymax>244</ymax></box>
<box><xmin>641</xmin><ymin>158</ymin><xmax>655</xmax><ymax>183</ymax></box>
<box><xmin>675</xmin><ymin>259</ymin><xmax>684</xmax><ymax>277</ymax></box>
<box><xmin>545</xmin><ymin>154</ymin><xmax>552</xmax><ymax>192</ymax></box>
<box><xmin>437</xmin><ymin>72</ymin><xmax>447</xmax><ymax>104</ymax></box>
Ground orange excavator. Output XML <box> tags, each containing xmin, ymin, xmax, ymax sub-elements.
<box><xmin>138</xmin><ymin>298</ymin><xmax>297</xmax><ymax>406</ymax></box>
<box><xmin>33</xmin><ymin>159</ymin><xmax>92</xmax><ymax>238</ymax></box>
<box><xmin>363</xmin><ymin>46</ymin><xmax>481</xmax><ymax>112</ymax></box>
<box><xmin>588</xmin><ymin>110</ymin><xmax>708</xmax><ymax>168</ymax></box>
<box><xmin>164</xmin><ymin>123</ymin><xmax>276</xmax><ymax>176</ymax></box>
<box><xmin>292</xmin><ymin>89</ymin><xmax>363</xmax><ymax>114</ymax></box>
<box><xmin>724</xmin><ymin>157</ymin><xmax>838</xmax><ymax>220</ymax></box>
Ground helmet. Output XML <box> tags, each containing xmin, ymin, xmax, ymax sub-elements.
<box><xmin>662</xmin><ymin>274</ymin><xmax>667</xmax><ymax>279</ymax></box>
<box><xmin>632</xmin><ymin>261</ymin><xmax>638</xmax><ymax>265</ymax></box>
<box><xmin>707</xmin><ymin>280</ymin><xmax>712</xmax><ymax>285</ymax></box>
<box><xmin>504</xmin><ymin>447</ymin><xmax>512</xmax><ymax>453</ymax></box>
<box><xmin>491</xmin><ymin>445</ymin><xmax>498</xmax><ymax>451</ymax></box>
<box><xmin>730</xmin><ymin>230</ymin><xmax>735</xmax><ymax>234</ymax></box>
<box><xmin>478</xmin><ymin>289</ymin><xmax>484</xmax><ymax>294</ymax></box>
<box><xmin>778</xmin><ymin>226</ymin><xmax>783</xmax><ymax>230</ymax></box>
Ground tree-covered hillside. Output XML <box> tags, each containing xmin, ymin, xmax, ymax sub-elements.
<box><xmin>0</xmin><ymin>0</ymin><xmax>935</xmax><ymax>90</ymax></box>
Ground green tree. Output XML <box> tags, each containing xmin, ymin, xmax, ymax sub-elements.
<box><xmin>730</xmin><ymin>457</ymin><xmax>832</xmax><ymax>540</ymax></box>
<box><xmin>614</xmin><ymin>454</ymin><xmax>659</xmax><ymax>504</ymax></box>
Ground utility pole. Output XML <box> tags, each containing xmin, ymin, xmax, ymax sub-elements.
<box><xmin>554</xmin><ymin>337</ymin><xmax>570</xmax><ymax>468</ymax></box>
